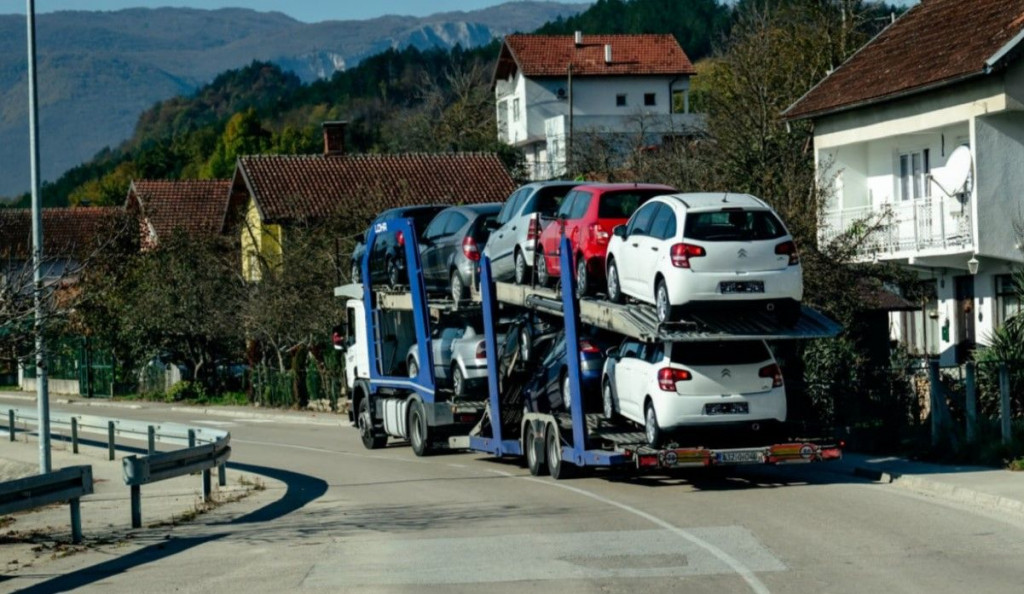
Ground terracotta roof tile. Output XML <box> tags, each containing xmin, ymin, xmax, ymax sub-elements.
<box><xmin>786</xmin><ymin>0</ymin><xmax>1024</xmax><ymax>119</ymax></box>
<box><xmin>126</xmin><ymin>179</ymin><xmax>231</xmax><ymax>242</ymax></box>
<box><xmin>495</xmin><ymin>34</ymin><xmax>695</xmax><ymax>80</ymax></box>
<box><xmin>234</xmin><ymin>152</ymin><xmax>517</xmax><ymax>225</ymax></box>
<box><xmin>0</xmin><ymin>207</ymin><xmax>122</xmax><ymax>259</ymax></box>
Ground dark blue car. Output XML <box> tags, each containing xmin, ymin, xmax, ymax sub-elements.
<box><xmin>523</xmin><ymin>330</ymin><xmax>612</xmax><ymax>415</ymax></box>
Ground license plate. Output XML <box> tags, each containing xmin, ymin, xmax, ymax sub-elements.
<box><xmin>719</xmin><ymin>281</ymin><xmax>764</xmax><ymax>294</ymax></box>
<box><xmin>704</xmin><ymin>402</ymin><xmax>749</xmax><ymax>415</ymax></box>
<box><xmin>718</xmin><ymin>450</ymin><xmax>763</xmax><ymax>464</ymax></box>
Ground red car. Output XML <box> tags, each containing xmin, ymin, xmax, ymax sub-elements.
<box><xmin>535</xmin><ymin>183</ymin><xmax>676</xmax><ymax>295</ymax></box>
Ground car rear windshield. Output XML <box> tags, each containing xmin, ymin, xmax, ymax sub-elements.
<box><xmin>597</xmin><ymin>190</ymin><xmax>663</xmax><ymax>219</ymax></box>
<box><xmin>532</xmin><ymin>186</ymin><xmax>572</xmax><ymax>216</ymax></box>
<box><xmin>671</xmin><ymin>341</ymin><xmax>770</xmax><ymax>366</ymax></box>
<box><xmin>410</xmin><ymin>209</ymin><xmax>443</xmax><ymax>238</ymax></box>
<box><xmin>684</xmin><ymin>209</ymin><xmax>786</xmax><ymax>241</ymax></box>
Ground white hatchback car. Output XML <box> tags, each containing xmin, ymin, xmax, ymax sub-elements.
<box><xmin>605</xmin><ymin>193</ymin><xmax>803</xmax><ymax>325</ymax></box>
<box><xmin>601</xmin><ymin>339</ymin><xmax>786</xmax><ymax>447</ymax></box>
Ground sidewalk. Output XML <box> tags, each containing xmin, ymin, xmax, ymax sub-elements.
<box><xmin>0</xmin><ymin>426</ymin><xmax>261</xmax><ymax>575</ymax></box>
<box><xmin>814</xmin><ymin>452</ymin><xmax>1024</xmax><ymax>518</ymax></box>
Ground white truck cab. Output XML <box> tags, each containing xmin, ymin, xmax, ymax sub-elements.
<box><xmin>334</xmin><ymin>285</ymin><xmax>369</xmax><ymax>390</ymax></box>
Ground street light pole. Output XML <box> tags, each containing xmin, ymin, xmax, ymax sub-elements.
<box><xmin>26</xmin><ymin>0</ymin><xmax>51</xmax><ymax>474</ymax></box>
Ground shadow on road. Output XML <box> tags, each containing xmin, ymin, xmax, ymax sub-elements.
<box><xmin>4</xmin><ymin>436</ymin><xmax>327</xmax><ymax>593</ymax></box>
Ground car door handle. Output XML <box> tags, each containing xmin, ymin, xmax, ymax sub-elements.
<box><xmin>511</xmin><ymin>226</ymin><xmax>517</xmax><ymax>231</ymax></box>
<box><xmin>650</xmin><ymin>246</ymin><xmax>659</xmax><ymax>252</ymax></box>
<box><xmin>631</xmin><ymin>243</ymin><xmax>639</xmax><ymax>248</ymax></box>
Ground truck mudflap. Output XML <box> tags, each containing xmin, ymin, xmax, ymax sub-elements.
<box><xmin>625</xmin><ymin>442</ymin><xmax>843</xmax><ymax>470</ymax></box>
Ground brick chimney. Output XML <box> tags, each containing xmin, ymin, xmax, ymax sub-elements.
<box><xmin>322</xmin><ymin>121</ymin><xmax>347</xmax><ymax>156</ymax></box>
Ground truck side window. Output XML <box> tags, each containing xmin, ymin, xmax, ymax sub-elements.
<box><xmin>345</xmin><ymin>307</ymin><xmax>358</xmax><ymax>346</ymax></box>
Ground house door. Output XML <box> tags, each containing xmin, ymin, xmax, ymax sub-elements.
<box><xmin>954</xmin><ymin>275</ymin><xmax>976</xmax><ymax>363</ymax></box>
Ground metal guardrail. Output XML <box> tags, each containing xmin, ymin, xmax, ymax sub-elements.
<box><xmin>123</xmin><ymin>435</ymin><xmax>231</xmax><ymax>528</ymax></box>
<box><xmin>0</xmin><ymin>465</ymin><xmax>93</xmax><ymax>543</ymax></box>
<box><xmin>5</xmin><ymin>406</ymin><xmax>231</xmax><ymax>529</ymax></box>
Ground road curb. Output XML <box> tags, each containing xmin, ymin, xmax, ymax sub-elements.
<box><xmin>888</xmin><ymin>473</ymin><xmax>1024</xmax><ymax>518</ymax></box>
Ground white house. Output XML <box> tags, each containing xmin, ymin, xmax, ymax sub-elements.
<box><xmin>785</xmin><ymin>0</ymin><xmax>1024</xmax><ymax>365</ymax></box>
<box><xmin>493</xmin><ymin>32</ymin><xmax>700</xmax><ymax>180</ymax></box>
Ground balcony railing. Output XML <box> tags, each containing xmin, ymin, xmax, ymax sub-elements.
<box><xmin>820</xmin><ymin>197</ymin><xmax>973</xmax><ymax>259</ymax></box>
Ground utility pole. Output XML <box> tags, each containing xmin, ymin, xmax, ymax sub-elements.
<box><xmin>26</xmin><ymin>0</ymin><xmax>51</xmax><ymax>473</ymax></box>
<box><xmin>567</xmin><ymin>62</ymin><xmax>574</xmax><ymax>177</ymax></box>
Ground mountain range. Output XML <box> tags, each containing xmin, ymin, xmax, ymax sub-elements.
<box><xmin>0</xmin><ymin>2</ymin><xmax>588</xmax><ymax>199</ymax></box>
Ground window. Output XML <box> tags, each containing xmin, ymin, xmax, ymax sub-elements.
<box><xmin>644</xmin><ymin>93</ymin><xmax>656</xmax><ymax>106</ymax></box>
<box><xmin>671</xmin><ymin>341</ymin><xmax>770</xmax><ymax>366</ymax></box>
<box><xmin>671</xmin><ymin>89</ymin><xmax>689</xmax><ymax>114</ymax></box>
<box><xmin>897</xmin><ymin>280</ymin><xmax>939</xmax><ymax>357</ymax></box>
<box><xmin>627</xmin><ymin>203</ymin><xmax>658</xmax><ymax>236</ymax></box>
<box><xmin>443</xmin><ymin>212</ymin><xmax>469</xmax><ymax>235</ymax></box>
<box><xmin>648</xmin><ymin>204</ymin><xmax>677</xmax><ymax>240</ymax></box>
<box><xmin>569</xmin><ymin>192</ymin><xmax>592</xmax><ymax>219</ymax></box>
<box><xmin>619</xmin><ymin>340</ymin><xmax>641</xmax><ymax>359</ymax></box>
<box><xmin>512</xmin><ymin>98</ymin><xmax>521</xmax><ymax>122</ymax></box>
<box><xmin>996</xmin><ymin>274</ymin><xmax>1022</xmax><ymax>326</ymax></box>
<box><xmin>531</xmin><ymin>187</ymin><xmax>567</xmax><ymax>216</ymax></box>
<box><xmin>616</xmin><ymin>94</ymin><xmax>627</xmax><ymax>107</ymax></box>
<box><xmin>424</xmin><ymin>213</ymin><xmax>449</xmax><ymax>240</ymax></box>
<box><xmin>898</xmin><ymin>149</ymin><xmax>930</xmax><ymax>200</ymax></box>
<box><xmin>683</xmin><ymin>209</ymin><xmax>786</xmax><ymax>241</ymax></box>
<box><xmin>556</xmin><ymin>192</ymin><xmax>578</xmax><ymax>218</ymax></box>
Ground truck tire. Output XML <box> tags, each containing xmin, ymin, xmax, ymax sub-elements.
<box><xmin>525</xmin><ymin>421</ymin><xmax>546</xmax><ymax>476</ymax></box>
<box><xmin>408</xmin><ymin>399</ymin><xmax>431</xmax><ymax>457</ymax></box>
<box><xmin>546</xmin><ymin>424</ymin><xmax>574</xmax><ymax>480</ymax></box>
<box><xmin>358</xmin><ymin>397</ymin><xmax>387</xmax><ymax>450</ymax></box>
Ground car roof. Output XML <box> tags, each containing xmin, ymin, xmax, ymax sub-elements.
<box><xmin>572</xmin><ymin>183</ymin><xmax>676</xmax><ymax>194</ymax></box>
<box><xmin>380</xmin><ymin>204</ymin><xmax>446</xmax><ymax>217</ymax></box>
<box><xmin>441</xmin><ymin>202</ymin><xmax>503</xmax><ymax>215</ymax></box>
<box><xmin>659</xmin><ymin>193</ymin><xmax>769</xmax><ymax>211</ymax></box>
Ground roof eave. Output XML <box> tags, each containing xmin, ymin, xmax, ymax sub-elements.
<box><xmin>784</xmin><ymin>70</ymin><xmax>988</xmax><ymax>122</ymax></box>
<box><xmin>986</xmin><ymin>27</ymin><xmax>1024</xmax><ymax>72</ymax></box>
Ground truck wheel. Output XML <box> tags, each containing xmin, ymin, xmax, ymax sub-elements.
<box><xmin>525</xmin><ymin>422</ymin><xmax>546</xmax><ymax>476</ymax></box>
<box><xmin>546</xmin><ymin>424</ymin><xmax>574</xmax><ymax>480</ymax></box>
<box><xmin>408</xmin><ymin>400</ymin><xmax>431</xmax><ymax>457</ymax></box>
<box><xmin>358</xmin><ymin>397</ymin><xmax>387</xmax><ymax>450</ymax></box>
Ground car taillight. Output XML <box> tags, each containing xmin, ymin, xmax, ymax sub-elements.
<box><xmin>590</xmin><ymin>223</ymin><xmax>610</xmax><ymax>245</ymax></box>
<box><xmin>759</xmin><ymin>364</ymin><xmax>784</xmax><ymax>387</ymax></box>
<box><xmin>527</xmin><ymin>216</ymin><xmax>540</xmax><ymax>241</ymax></box>
<box><xmin>670</xmin><ymin>243</ymin><xmax>705</xmax><ymax>268</ymax></box>
<box><xmin>463</xmin><ymin>236</ymin><xmax>480</xmax><ymax>261</ymax></box>
<box><xmin>658</xmin><ymin>368</ymin><xmax>692</xmax><ymax>391</ymax></box>
<box><xmin>475</xmin><ymin>340</ymin><xmax>486</xmax><ymax>359</ymax></box>
<box><xmin>396</xmin><ymin>231</ymin><xmax>405</xmax><ymax>247</ymax></box>
<box><xmin>579</xmin><ymin>340</ymin><xmax>600</xmax><ymax>354</ymax></box>
<box><xmin>775</xmin><ymin>240</ymin><xmax>799</xmax><ymax>265</ymax></box>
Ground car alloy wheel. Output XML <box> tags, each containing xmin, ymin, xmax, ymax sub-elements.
<box><xmin>514</xmin><ymin>249</ymin><xmax>528</xmax><ymax>285</ymax></box>
<box><xmin>408</xmin><ymin>359</ymin><xmax>418</xmax><ymax>379</ymax></box>
<box><xmin>562</xmin><ymin>372</ymin><xmax>572</xmax><ymax>413</ymax></box>
<box><xmin>387</xmin><ymin>259</ymin><xmax>401</xmax><ymax>287</ymax></box>
<box><xmin>602</xmin><ymin>381</ymin><xmax>616</xmax><ymax>419</ymax></box>
<box><xmin>451</xmin><ymin>270</ymin><xmax>464</xmax><ymax>302</ymax></box>
<box><xmin>575</xmin><ymin>256</ymin><xmax>588</xmax><ymax>297</ymax></box>
<box><xmin>351</xmin><ymin>262</ymin><xmax>360</xmax><ymax>283</ymax></box>
<box><xmin>536</xmin><ymin>252</ymin><xmax>550</xmax><ymax>286</ymax></box>
<box><xmin>520</xmin><ymin>327</ymin><xmax>532</xmax><ymax>363</ymax></box>
<box><xmin>656</xmin><ymin>280</ymin><xmax>671</xmax><ymax>324</ymax></box>
<box><xmin>607</xmin><ymin>261</ymin><xmax>623</xmax><ymax>303</ymax></box>
<box><xmin>452</xmin><ymin>364</ymin><xmax>465</xmax><ymax>398</ymax></box>
<box><xmin>645</xmin><ymin>402</ymin><xmax>662</xmax><ymax>448</ymax></box>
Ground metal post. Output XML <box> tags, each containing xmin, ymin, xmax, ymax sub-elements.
<box><xmin>188</xmin><ymin>429</ymin><xmax>196</xmax><ymax>448</ymax></box>
<box><xmin>965</xmin><ymin>362</ymin><xmax>977</xmax><ymax>443</ymax></box>
<box><xmin>107</xmin><ymin>421</ymin><xmax>115</xmax><ymax>461</ymax></box>
<box><xmin>218</xmin><ymin>463</ymin><xmax>226</xmax><ymax>487</ymax></box>
<box><xmin>147</xmin><ymin>425</ymin><xmax>156</xmax><ymax>455</ymax></box>
<box><xmin>202</xmin><ymin>468</ymin><xmax>212</xmax><ymax>502</ymax></box>
<box><xmin>71</xmin><ymin>416</ymin><xmax>78</xmax><ymax>454</ymax></box>
<box><xmin>130</xmin><ymin>485</ymin><xmax>141</xmax><ymax>529</ymax></box>
<box><xmin>999</xmin><ymin>363</ymin><xmax>1011</xmax><ymax>445</ymax></box>
<box><xmin>26</xmin><ymin>0</ymin><xmax>51</xmax><ymax>474</ymax></box>
<box><xmin>928</xmin><ymin>360</ymin><xmax>941</xmax><ymax>447</ymax></box>
<box><xmin>8</xmin><ymin>410</ymin><xmax>14</xmax><ymax>442</ymax></box>
<box><xmin>70</xmin><ymin>497</ymin><xmax>83</xmax><ymax>544</ymax></box>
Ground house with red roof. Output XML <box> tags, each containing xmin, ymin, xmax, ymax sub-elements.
<box><xmin>228</xmin><ymin>122</ymin><xmax>516</xmax><ymax>281</ymax></box>
<box><xmin>125</xmin><ymin>179</ymin><xmax>232</xmax><ymax>249</ymax></box>
<box><xmin>784</xmin><ymin>0</ymin><xmax>1024</xmax><ymax>364</ymax></box>
<box><xmin>493</xmin><ymin>32</ymin><xmax>699</xmax><ymax>180</ymax></box>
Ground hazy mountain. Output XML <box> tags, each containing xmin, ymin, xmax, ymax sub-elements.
<box><xmin>0</xmin><ymin>2</ymin><xmax>588</xmax><ymax>199</ymax></box>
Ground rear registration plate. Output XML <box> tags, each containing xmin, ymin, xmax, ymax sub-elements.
<box><xmin>719</xmin><ymin>281</ymin><xmax>764</xmax><ymax>294</ymax></box>
<box><xmin>717</xmin><ymin>450</ymin><xmax>764</xmax><ymax>464</ymax></box>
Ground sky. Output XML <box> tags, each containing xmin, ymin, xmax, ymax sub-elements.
<box><xmin>8</xmin><ymin>1</ymin><xmax>528</xmax><ymax>22</ymax></box>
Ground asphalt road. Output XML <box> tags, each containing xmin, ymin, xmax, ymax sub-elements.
<box><xmin>5</xmin><ymin>401</ymin><xmax>1024</xmax><ymax>594</ymax></box>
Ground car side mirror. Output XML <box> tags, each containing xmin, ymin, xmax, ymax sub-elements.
<box><xmin>605</xmin><ymin>346</ymin><xmax>619</xmax><ymax>359</ymax></box>
<box><xmin>613</xmin><ymin>225</ymin><xmax>627</xmax><ymax>239</ymax></box>
<box><xmin>485</xmin><ymin>219</ymin><xmax>500</xmax><ymax>231</ymax></box>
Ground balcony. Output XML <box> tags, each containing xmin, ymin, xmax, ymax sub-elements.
<box><xmin>820</xmin><ymin>197</ymin><xmax>973</xmax><ymax>260</ymax></box>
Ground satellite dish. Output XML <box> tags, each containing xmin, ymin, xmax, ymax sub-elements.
<box><xmin>931</xmin><ymin>144</ymin><xmax>973</xmax><ymax>199</ymax></box>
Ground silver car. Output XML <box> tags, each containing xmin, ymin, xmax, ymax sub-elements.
<box><xmin>483</xmin><ymin>181</ymin><xmax>580</xmax><ymax>284</ymax></box>
<box><xmin>406</xmin><ymin>321</ymin><xmax>504</xmax><ymax>399</ymax></box>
